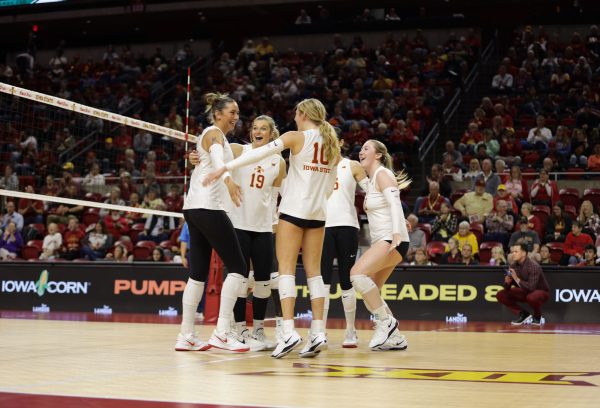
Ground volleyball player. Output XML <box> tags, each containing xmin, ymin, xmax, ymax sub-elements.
<box><xmin>204</xmin><ymin>99</ymin><xmax>340</xmax><ymax>359</ymax></box>
<box><xmin>321</xmin><ymin>128</ymin><xmax>368</xmax><ymax>348</ymax></box>
<box><xmin>350</xmin><ymin>139</ymin><xmax>411</xmax><ymax>351</ymax></box>
<box><xmin>175</xmin><ymin>93</ymin><xmax>249</xmax><ymax>353</ymax></box>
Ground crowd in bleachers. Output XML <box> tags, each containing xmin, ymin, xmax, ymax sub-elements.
<box><xmin>406</xmin><ymin>25</ymin><xmax>600</xmax><ymax>267</ymax></box>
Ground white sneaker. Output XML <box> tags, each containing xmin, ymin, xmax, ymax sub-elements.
<box><xmin>369</xmin><ymin>316</ymin><xmax>398</xmax><ymax>350</ymax></box>
<box><xmin>208</xmin><ymin>330</ymin><xmax>250</xmax><ymax>352</ymax></box>
<box><xmin>252</xmin><ymin>328</ymin><xmax>276</xmax><ymax>350</ymax></box>
<box><xmin>175</xmin><ymin>332</ymin><xmax>211</xmax><ymax>351</ymax></box>
<box><xmin>374</xmin><ymin>329</ymin><xmax>408</xmax><ymax>351</ymax></box>
<box><xmin>238</xmin><ymin>329</ymin><xmax>267</xmax><ymax>352</ymax></box>
<box><xmin>299</xmin><ymin>332</ymin><xmax>328</xmax><ymax>358</ymax></box>
<box><xmin>271</xmin><ymin>330</ymin><xmax>302</xmax><ymax>359</ymax></box>
<box><xmin>342</xmin><ymin>328</ymin><xmax>358</xmax><ymax>348</ymax></box>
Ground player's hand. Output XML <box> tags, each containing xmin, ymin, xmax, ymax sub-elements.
<box><xmin>388</xmin><ymin>233</ymin><xmax>402</xmax><ymax>253</ymax></box>
<box><xmin>189</xmin><ymin>150</ymin><xmax>200</xmax><ymax>166</ymax></box>
<box><xmin>202</xmin><ymin>167</ymin><xmax>227</xmax><ymax>186</ymax></box>
<box><xmin>225</xmin><ymin>177</ymin><xmax>242</xmax><ymax>207</ymax></box>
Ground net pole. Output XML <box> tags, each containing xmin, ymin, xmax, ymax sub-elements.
<box><xmin>183</xmin><ymin>67</ymin><xmax>191</xmax><ymax>197</ymax></box>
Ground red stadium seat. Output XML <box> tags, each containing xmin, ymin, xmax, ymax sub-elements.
<box><xmin>479</xmin><ymin>241</ymin><xmax>502</xmax><ymax>264</ymax></box>
<box><xmin>532</xmin><ymin>205</ymin><xmax>551</xmax><ymax>226</ymax></box>
<box><xmin>565</xmin><ymin>167</ymin><xmax>585</xmax><ymax>180</ymax></box>
<box><xmin>116</xmin><ymin>239</ymin><xmax>134</xmax><ymax>253</ymax></box>
<box><xmin>21</xmin><ymin>245</ymin><xmax>41</xmax><ymax>260</ymax></box>
<box><xmin>136</xmin><ymin>240</ymin><xmax>156</xmax><ymax>250</ymax></box>
<box><xmin>130</xmin><ymin>223</ymin><xmax>145</xmax><ymax>242</ymax></box>
<box><xmin>170</xmin><ymin>227</ymin><xmax>182</xmax><ymax>246</ymax></box>
<box><xmin>583</xmin><ymin>189</ymin><xmax>600</xmax><ymax>210</ymax></box>
<box><xmin>83</xmin><ymin>208</ymin><xmax>100</xmax><ymax>226</ymax></box>
<box><xmin>159</xmin><ymin>240</ymin><xmax>172</xmax><ymax>250</ymax></box>
<box><xmin>132</xmin><ymin>246</ymin><xmax>152</xmax><ymax>261</ymax></box>
<box><xmin>469</xmin><ymin>222</ymin><xmax>484</xmax><ymax>244</ymax></box>
<box><xmin>85</xmin><ymin>192</ymin><xmax>103</xmax><ymax>202</ymax></box>
<box><xmin>27</xmin><ymin>240</ymin><xmax>43</xmax><ymax>251</ymax></box>
<box><xmin>546</xmin><ymin>242</ymin><xmax>564</xmax><ymax>264</ymax></box>
<box><xmin>564</xmin><ymin>205</ymin><xmax>577</xmax><ymax>220</ymax></box>
<box><xmin>30</xmin><ymin>223</ymin><xmax>46</xmax><ymax>236</ymax></box>
<box><xmin>426</xmin><ymin>241</ymin><xmax>446</xmax><ymax>264</ymax></box>
<box><xmin>416</xmin><ymin>223</ymin><xmax>432</xmax><ymax>243</ymax></box>
<box><xmin>559</xmin><ymin>188</ymin><xmax>580</xmax><ymax>209</ymax></box>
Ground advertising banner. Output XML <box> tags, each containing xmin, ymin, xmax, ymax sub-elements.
<box><xmin>1</xmin><ymin>263</ymin><xmax>598</xmax><ymax>323</ymax></box>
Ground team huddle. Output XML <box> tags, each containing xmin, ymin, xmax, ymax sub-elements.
<box><xmin>175</xmin><ymin>93</ymin><xmax>410</xmax><ymax>358</ymax></box>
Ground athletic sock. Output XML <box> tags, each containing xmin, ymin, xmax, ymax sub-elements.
<box><xmin>341</xmin><ymin>288</ymin><xmax>356</xmax><ymax>331</ymax></box>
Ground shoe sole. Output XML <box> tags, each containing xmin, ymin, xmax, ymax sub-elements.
<box><xmin>369</xmin><ymin>319</ymin><xmax>399</xmax><ymax>349</ymax></box>
<box><xmin>342</xmin><ymin>344</ymin><xmax>358</xmax><ymax>348</ymax></box>
<box><xmin>271</xmin><ymin>338</ymin><xmax>302</xmax><ymax>359</ymax></box>
<box><xmin>299</xmin><ymin>341</ymin><xmax>328</xmax><ymax>358</ymax></box>
<box><xmin>511</xmin><ymin>316</ymin><xmax>532</xmax><ymax>326</ymax></box>
<box><xmin>175</xmin><ymin>345</ymin><xmax>212</xmax><ymax>352</ymax></box>
<box><xmin>208</xmin><ymin>340</ymin><xmax>250</xmax><ymax>352</ymax></box>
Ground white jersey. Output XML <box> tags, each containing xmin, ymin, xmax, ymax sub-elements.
<box><xmin>364</xmin><ymin>166</ymin><xmax>409</xmax><ymax>244</ymax></box>
<box><xmin>229</xmin><ymin>144</ymin><xmax>281</xmax><ymax>232</ymax></box>
<box><xmin>278</xmin><ymin>128</ymin><xmax>337</xmax><ymax>221</ymax></box>
<box><xmin>325</xmin><ymin>158</ymin><xmax>359</xmax><ymax>229</ymax></box>
<box><xmin>183</xmin><ymin>126</ymin><xmax>234</xmax><ymax>211</ymax></box>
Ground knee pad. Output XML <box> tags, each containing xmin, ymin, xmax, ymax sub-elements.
<box><xmin>323</xmin><ymin>284</ymin><xmax>331</xmax><ymax>308</ymax></box>
<box><xmin>248</xmin><ymin>270</ymin><xmax>255</xmax><ymax>290</ymax></box>
<box><xmin>223</xmin><ymin>273</ymin><xmax>247</xmax><ymax>299</ymax></box>
<box><xmin>270</xmin><ymin>272</ymin><xmax>279</xmax><ymax>290</ymax></box>
<box><xmin>278</xmin><ymin>274</ymin><xmax>296</xmax><ymax>300</ymax></box>
<box><xmin>307</xmin><ymin>276</ymin><xmax>327</xmax><ymax>300</ymax></box>
<box><xmin>253</xmin><ymin>280</ymin><xmax>271</xmax><ymax>299</ymax></box>
<box><xmin>350</xmin><ymin>274</ymin><xmax>377</xmax><ymax>295</ymax></box>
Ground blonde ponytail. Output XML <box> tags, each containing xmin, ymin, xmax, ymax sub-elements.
<box><xmin>367</xmin><ymin>139</ymin><xmax>412</xmax><ymax>191</ymax></box>
<box><xmin>296</xmin><ymin>98</ymin><xmax>340</xmax><ymax>164</ymax></box>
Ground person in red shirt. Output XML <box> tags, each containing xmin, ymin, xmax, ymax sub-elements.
<box><xmin>561</xmin><ymin>221</ymin><xmax>594</xmax><ymax>265</ymax></box>
<box><xmin>587</xmin><ymin>144</ymin><xmax>600</xmax><ymax>172</ymax></box>
<box><xmin>493</xmin><ymin>184</ymin><xmax>518</xmax><ymax>215</ymax></box>
<box><xmin>103</xmin><ymin>209</ymin><xmax>130</xmax><ymax>240</ymax></box>
<box><xmin>529</xmin><ymin>169</ymin><xmax>559</xmax><ymax>206</ymax></box>
<box><xmin>61</xmin><ymin>216</ymin><xmax>85</xmax><ymax>260</ymax></box>
<box><xmin>575</xmin><ymin>244</ymin><xmax>598</xmax><ymax>267</ymax></box>
<box><xmin>18</xmin><ymin>185</ymin><xmax>44</xmax><ymax>225</ymax></box>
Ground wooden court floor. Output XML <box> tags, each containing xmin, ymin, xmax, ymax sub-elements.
<box><xmin>1</xmin><ymin>314</ymin><xmax>599</xmax><ymax>408</ymax></box>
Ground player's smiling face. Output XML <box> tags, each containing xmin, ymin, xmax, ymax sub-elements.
<box><xmin>358</xmin><ymin>141</ymin><xmax>380</xmax><ymax>169</ymax></box>
<box><xmin>251</xmin><ymin>119</ymin><xmax>271</xmax><ymax>147</ymax></box>
<box><xmin>215</xmin><ymin>102</ymin><xmax>239</xmax><ymax>133</ymax></box>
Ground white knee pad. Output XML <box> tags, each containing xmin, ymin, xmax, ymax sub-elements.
<box><xmin>350</xmin><ymin>274</ymin><xmax>377</xmax><ymax>295</ymax></box>
<box><xmin>307</xmin><ymin>276</ymin><xmax>327</xmax><ymax>300</ymax></box>
<box><xmin>270</xmin><ymin>272</ymin><xmax>279</xmax><ymax>290</ymax></box>
<box><xmin>323</xmin><ymin>284</ymin><xmax>331</xmax><ymax>308</ymax></box>
<box><xmin>222</xmin><ymin>273</ymin><xmax>247</xmax><ymax>300</ymax></box>
<box><xmin>253</xmin><ymin>280</ymin><xmax>271</xmax><ymax>299</ymax></box>
<box><xmin>278</xmin><ymin>274</ymin><xmax>296</xmax><ymax>300</ymax></box>
<box><xmin>248</xmin><ymin>270</ymin><xmax>255</xmax><ymax>290</ymax></box>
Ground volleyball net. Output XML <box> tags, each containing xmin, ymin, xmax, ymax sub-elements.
<box><xmin>0</xmin><ymin>81</ymin><xmax>198</xmax><ymax>261</ymax></box>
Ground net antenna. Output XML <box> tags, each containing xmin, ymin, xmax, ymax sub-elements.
<box><xmin>183</xmin><ymin>67</ymin><xmax>191</xmax><ymax>198</ymax></box>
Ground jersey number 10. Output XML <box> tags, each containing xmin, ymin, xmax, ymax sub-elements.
<box><xmin>312</xmin><ymin>143</ymin><xmax>329</xmax><ymax>165</ymax></box>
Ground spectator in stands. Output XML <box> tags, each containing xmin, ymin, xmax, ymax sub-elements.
<box><xmin>417</xmin><ymin>181</ymin><xmax>446</xmax><ymax>223</ymax></box>
<box><xmin>441</xmin><ymin>154</ymin><xmax>463</xmax><ymax>182</ymax></box>
<box><xmin>40</xmin><ymin>175</ymin><xmax>60</xmax><ymax>197</ymax></box>
<box><xmin>81</xmin><ymin>221</ymin><xmax>111</xmax><ymax>261</ymax></box>
<box><xmin>423</xmin><ymin>164</ymin><xmax>452</xmax><ymax>198</ymax></box>
<box><xmin>483</xmin><ymin>199</ymin><xmax>514</xmax><ymax>249</ymax></box>
<box><xmin>410</xmin><ymin>248</ymin><xmax>434</xmax><ymax>266</ymax></box>
<box><xmin>103</xmin><ymin>209</ymin><xmax>130</xmax><ymax>240</ymax></box>
<box><xmin>562</xmin><ymin>220</ymin><xmax>594</xmax><ymax>265</ymax></box>
<box><xmin>454</xmin><ymin>179</ymin><xmax>493</xmax><ymax>223</ymax></box>
<box><xmin>498</xmin><ymin>129</ymin><xmax>522</xmax><ymax>167</ymax></box>
<box><xmin>459</xmin><ymin>122</ymin><xmax>482</xmax><ymax>155</ymax></box>
<box><xmin>406</xmin><ymin>214</ymin><xmax>426</xmax><ymax>262</ymax></box>
<box><xmin>460</xmin><ymin>243</ymin><xmax>479</xmax><ymax>265</ymax></box>
<box><xmin>544</xmin><ymin>202</ymin><xmax>572</xmax><ymax>243</ymax></box>
<box><xmin>385</xmin><ymin>7</ymin><xmax>401</xmax><ymax>21</ymax></box>
<box><xmin>454</xmin><ymin>221</ymin><xmax>479</xmax><ymax>255</ymax></box>
<box><xmin>0</xmin><ymin>221</ymin><xmax>23</xmax><ymax>260</ymax></box>
<box><xmin>133</xmin><ymin>129</ymin><xmax>152</xmax><ymax>163</ymax></box>
<box><xmin>475</xmin><ymin>158</ymin><xmax>500</xmax><ymax>195</ymax></box>
<box><xmin>139</xmin><ymin>175</ymin><xmax>160</xmax><ymax>198</ymax></box>
<box><xmin>491</xmin><ymin>65</ymin><xmax>513</xmax><ymax>93</ymax></box>
<box><xmin>525</xmin><ymin>115</ymin><xmax>553</xmax><ymax>154</ymax></box>
<box><xmin>100</xmin><ymin>187</ymin><xmax>126</xmax><ymax>218</ymax></box>
<box><xmin>494</xmin><ymin>159</ymin><xmax>508</xmax><ymax>183</ymax></box>
<box><xmin>105</xmin><ymin>242</ymin><xmax>133</xmax><ymax>262</ymax></box>
<box><xmin>509</xmin><ymin>216</ymin><xmax>541</xmax><ymax>263</ymax></box>
<box><xmin>60</xmin><ymin>216</ymin><xmax>85</xmax><ymax>260</ymax></box>
<box><xmin>463</xmin><ymin>158</ymin><xmax>483</xmax><ymax>183</ymax></box>
<box><xmin>530</xmin><ymin>168</ymin><xmax>559</xmax><ymax>206</ymax></box>
<box><xmin>431</xmin><ymin>202</ymin><xmax>457</xmax><ymax>242</ymax></box>
<box><xmin>577</xmin><ymin>200</ymin><xmax>600</xmax><ymax>241</ymax></box>
<box><xmin>138</xmin><ymin>203</ymin><xmax>175</xmax><ymax>244</ymax></box>
<box><xmin>505</xmin><ymin>165</ymin><xmax>529</xmax><ymax>205</ymax></box>
<box><xmin>295</xmin><ymin>9</ymin><xmax>312</xmax><ymax>24</ymax></box>
<box><xmin>46</xmin><ymin>184</ymin><xmax>83</xmax><ymax>226</ymax></box>
<box><xmin>0</xmin><ymin>164</ymin><xmax>19</xmax><ymax>191</ymax></box>
<box><xmin>570</xmin><ymin>128</ymin><xmax>590</xmax><ymax>168</ymax></box>
<box><xmin>494</xmin><ymin>184</ymin><xmax>518</xmax><ymax>215</ymax></box>
<box><xmin>81</xmin><ymin>163</ymin><xmax>105</xmax><ymax>191</ymax></box>
<box><xmin>58</xmin><ymin>164</ymin><xmax>79</xmax><ymax>196</ymax></box>
<box><xmin>539</xmin><ymin>245</ymin><xmax>554</xmax><ymax>265</ymax></box>
<box><xmin>494</xmin><ymin>103</ymin><xmax>514</xmax><ymax>128</ymax></box>
<box><xmin>441</xmin><ymin>236</ymin><xmax>462</xmax><ymax>264</ymax></box>
<box><xmin>39</xmin><ymin>222</ymin><xmax>62</xmax><ymax>260</ymax></box>
<box><xmin>519</xmin><ymin>202</ymin><xmax>543</xmax><ymax>238</ymax></box>
<box><xmin>478</xmin><ymin>129</ymin><xmax>500</xmax><ymax>160</ymax></box>
<box><xmin>587</xmin><ymin>143</ymin><xmax>600</xmax><ymax>172</ymax></box>
<box><xmin>553</xmin><ymin>126</ymin><xmax>571</xmax><ymax>169</ymax></box>
<box><xmin>575</xmin><ymin>244</ymin><xmax>598</xmax><ymax>267</ymax></box>
<box><xmin>489</xmin><ymin>246</ymin><xmax>507</xmax><ymax>266</ymax></box>
<box><xmin>151</xmin><ymin>247</ymin><xmax>166</xmax><ymax>262</ymax></box>
<box><xmin>497</xmin><ymin>243</ymin><xmax>550</xmax><ymax>326</ymax></box>
<box><xmin>1</xmin><ymin>201</ymin><xmax>24</xmax><ymax>232</ymax></box>
<box><xmin>443</xmin><ymin>140</ymin><xmax>463</xmax><ymax>169</ymax></box>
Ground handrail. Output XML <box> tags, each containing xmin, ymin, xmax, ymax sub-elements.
<box><xmin>418</xmin><ymin>123</ymin><xmax>440</xmax><ymax>162</ymax></box>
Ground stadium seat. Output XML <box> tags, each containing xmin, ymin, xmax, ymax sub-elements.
<box><xmin>479</xmin><ymin>241</ymin><xmax>502</xmax><ymax>264</ymax></box>
<box><xmin>83</xmin><ymin>208</ymin><xmax>100</xmax><ymax>226</ymax></box>
<box><xmin>130</xmin><ymin>223</ymin><xmax>145</xmax><ymax>242</ymax></box>
<box><xmin>583</xmin><ymin>189</ymin><xmax>600</xmax><ymax>210</ymax></box>
<box><xmin>159</xmin><ymin>240</ymin><xmax>172</xmax><ymax>250</ymax></box>
<box><xmin>559</xmin><ymin>188</ymin><xmax>580</xmax><ymax>209</ymax></box>
<box><xmin>532</xmin><ymin>205</ymin><xmax>550</xmax><ymax>226</ymax></box>
<box><xmin>133</xmin><ymin>241</ymin><xmax>155</xmax><ymax>261</ymax></box>
<box><xmin>565</xmin><ymin>167</ymin><xmax>585</xmax><ymax>180</ymax></box>
<box><xmin>85</xmin><ymin>192</ymin><xmax>104</xmax><ymax>202</ymax></box>
<box><xmin>564</xmin><ymin>205</ymin><xmax>577</xmax><ymax>220</ymax></box>
<box><xmin>116</xmin><ymin>239</ymin><xmax>133</xmax><ymax>253</ymax></box>
<box><xmin>136</xmin><ymin>240</ymin><xmax>156</xmax><ymax>250</ymax></box>
<box><xmin>30</xmin><ymin>223</ymin><xmax>46</xmax><ymax>236</ymax></box>
<box><xmin>21</xmin><ymin>245</ymin><xmax>41</xmax><ymax>260</ymax></box>
<box><xmin>170</xmin><ymin>227</ymin><xmax>182</xmax><ymax>246</ymax></box>
<box><xmin>469</xmin><ymin>222</ymin><xmax>484</xmax><ymax>244</ymax></box>
<box><xmin>450</xmin><ymin>189</ymin><xmax>468</xmax><ymax>204</ymax></box>
<box><xmin>27</xmin><ymin>240</ymin><xmax>43</xmax><ymax>251</ymax></box>
<box><xmin>416</xmin><ymin>223</ymin><xmax>432</xmax><ymax>243</ymax></box>
<box><xmin>546</xmin><ymin>242</ymin><xmax>564</xmax><ymax>264</ymax></box>
<box><xmin>426</xmin><ymin>241</ymin><xmax>446</xmax><ymax>264</ymax></box>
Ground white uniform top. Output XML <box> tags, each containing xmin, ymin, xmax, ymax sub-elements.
<box><xmin>229</xmin><ymin>144</ymin><xmax>281</xmax><ymax>232</ymax></box>
<box><xmin>325</xmin><ymin>158</ymin><xmax>359</xmax><ymax>229</ymax></box>
<box><xmin>364</xmin><ymin>166</ymin><xmax>409</xmax><ymax>244</ymax></box>
<box><xmin>183</xmin><ymin>126</ymin><xmax>234</xmax><ymax>211</ymax></box>
<box><xmin>278</xmin><ymin>128</ymin><xmax>337</xmax><ymax>221</ymax></box>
